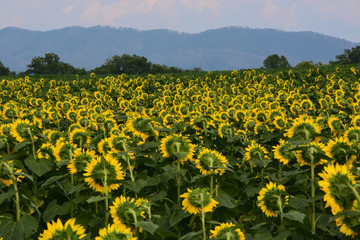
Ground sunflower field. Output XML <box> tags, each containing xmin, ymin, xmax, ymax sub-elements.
<box><xmin>0</xmin><ymin>65</ymin><xmax>360</xmax><ymax>239</ymax></box>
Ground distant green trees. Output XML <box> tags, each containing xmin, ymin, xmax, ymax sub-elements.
<box><xmin>330</xmin><ymin>45</ymin><xmax>360</xmax><ymax>65</ymax></box>
<box><xmin>26</xmin><ymin>53</ymin><xmax>87</xmax><ymax>75</ymax></box>
<box><xmin>0</xmin><ymin>60</ymin><xmax>11</xmax><ymax>76</ymax></box>
<box><xmin>93</xmin><ymin>54</ymin><xmax>185</xmax><ymax>75</ymax></box>
<box><xmin>263</xmin><ymin>54</ymin><xmax>291</xmax><ymax>68</ymax></box>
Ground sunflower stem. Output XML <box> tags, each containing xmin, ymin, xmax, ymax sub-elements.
<box><xmin>2</xmin><ymin>162</ymin><xmax>21</xmax><ymax>221</ymax></box>
<box><xmin>347</xmin><ymin>183</ymin><xmax>360</xmax><ymax>205</ymax></box>
<box><xmin>26</xmin><ymin>128</ymin><xmax>36</xmax><ymax>160</ymax></box>
<box><xmin>6</xmin><ymin>141</ymin><xmax>10</xmax><ymax>155</ymax></box>
<box><xmin>277</xmin><ymin>196</ymin><xmax>284</xmax><ymax>231</ymax></box>
<box><xmin>310</xmin><ymin>150</ymin><xmax>316</xmax><ymax>233</ymax></box>
<box><xmin>278</xmin><ymin>162</ymin><xmax>282</xmax><ymax>183</ymax></box>
<box><xmin>103</xmin><ymin>161</ymin><xmax>109</xmax><ymax>226</ymax></box>
<box><xmin>122</xmin><ymin>141</ymin><xmax>135</xmax><ymax>183</ymax></box>
<box><xmin>147</xmin><ymin>122</ymin><xmax>158</xmax><ymax>140</ymax></box>
<box><xmin>200</xmin><ymin>197</ymin><xmax>207</xmax><ymax>240</ymax></box>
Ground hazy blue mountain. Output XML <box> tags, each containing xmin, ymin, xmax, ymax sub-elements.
<box><xmin>0</xmin><ymin>26</ymin><xmax>358</xmax><ymax>72</ymax></box>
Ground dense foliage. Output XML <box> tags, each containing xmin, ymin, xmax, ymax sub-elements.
<box><xmin>0</xmin><ymin>65</ymin><xmax>360</xmax><ymax>239</ymax></box>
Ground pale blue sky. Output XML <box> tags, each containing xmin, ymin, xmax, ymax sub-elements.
<box><xmin>1</xmin><ymin>0</ymin><xmax>359</xmax><ymax>42</ymax></box>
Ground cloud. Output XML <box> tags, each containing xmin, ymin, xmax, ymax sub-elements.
<box><xmin>260</xmin><ymin>0</ymin><xmax>297</xmax><ymax>29</ymax></box>
<box><xmin>180</xmin><ymin>0</ymin><xmax>221</xmax><ymax>16</ymax></box>
<box><xmin>62</xmin><ymin>5</ymin><xmax>74</xmax><ymax>14</ymax></box>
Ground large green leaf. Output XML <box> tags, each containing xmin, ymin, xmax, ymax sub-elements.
<box><xmin>24</xmin><ymin>157</ymin><xmax>53</xmax><ymax>177</ymax></box>
<box><xmin>134</xmin><ymin>221</ymin><xmax>159</xmax><ymax>235</ymax></box>
<box><xmin>0</xmin><ymin>215</ymin><xmax>38</xmax><ymax>240</ymax></box>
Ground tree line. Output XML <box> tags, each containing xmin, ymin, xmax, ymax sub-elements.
<box><xmin>0</xmin><ymin>45</ymin><xmax>359</xmax><ymax>76</ymax></box>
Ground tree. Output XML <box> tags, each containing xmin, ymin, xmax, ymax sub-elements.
<box><xmin>263</xmin><ymin>54</ymin><xmax>291</xmax><ymax>68</ymax></box>
<box><xmin>330</xmin><ymin>45</ymin><xmax>360</xmax><ymax>65</ymax></box>
<box><xmin>26</xmin><ymin>53</ymin><xmax>82</xmax><ymax>74</ymax></box>
<box><xmin>0</xmin><ymin>60</ymin><xmax>11</xmax><ymax>76</ymax></box>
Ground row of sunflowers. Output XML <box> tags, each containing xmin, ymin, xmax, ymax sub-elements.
<box><xmin>0</xmin><ymin>65</ymin><xmax>360</xmax><ymax>239</ymax></box>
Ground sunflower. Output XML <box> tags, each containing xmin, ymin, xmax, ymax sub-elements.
<box><xmin>336</xmin><ymin>212</ymin><xmax>360</xmax><ymax>239</ymax></box>
<box><xmin>0</xmin><ymin>159</ymin><xmax>25</xmax><ymax>187</ymax></box>
<box><xmin>10</xmin><ymin>118</ymin><xmax>37</xmax><ymax>142</ymax></box>
<box><xmin>84</xmin><ymin>154</ymin><xmax>124</xmax><ymax>193</ymax></box>
<box><xmin>243</xmin><ymin>141</ymin><xmax>269</xmax><ymax>167</ymax></box>
<box><xmin>318</xmin><ymin>164</ymin><xmax>357</xmax><ymax>215</ymax></box>
<box><xmin>68</xmin><ymin>148</ymin><xmax>96</xmax><ymax>174</ymax></box>
<box><xmin>344</xmin><ymin>127</ymin><xmax>360</xmax><ymax>142</ymax></box>
<box><xmin>126</xmin><ymin>114</ymin><xmax>158</xmax><ymax>141</ymax></box>
<box><xmin>257</xmin><ymin>182</ymin><xmax>289</xmax><ymax>218</ymax></box>
<box><xmin>43</xmin><ymin>129</ymin><xmax>62</xmax><ymax>145</ymax></box>
<box><xmin>95</xmin><ymin>223</ymin><xmax>137</xmax><ymax>240</ymax></box>
<box><xmin>180</xmin><ymin>188</ymin><xmax>219</xmax><ymax>214</ymax></box>
<box><xmin>98</xmin><ymin>138</ymin><xmax>111</xmax><ymax>155</ymax></box>
<box><xmin>37</xmin><ymin>142</ymin><xmax>55</xmax><ymax>160</ymax></box>
<box><xmin>325</xmin><ymin>137</ymin><xmax>356</xmax><ymax>168</ymax></box>
<box><xmin>351</xmin><ymin>115</ymin><xmax>360</xmax><ymax>128</ymax></box>
<box><xmin>53</xmin><ymin>138</ymin><xmax>76</xmax><ymax>162</ymax></box>
<box><xmin>160</xmin><ymin>134</ymin><xmax>195</xmax><ymax>163</ymax></box>
<box><xmin>109</xmin><ymin>196</ymin><xmax>148</xmax><ymax>229</ymax></box>
<box><xmin>103</xmin><ymin>118</ymin><xmax>117</xmax><ymax>133</ymax></box>
<box><xmin>295</xmin><ymin>141</ymin><xmax>329</xmax><ymax>167</ymax></box>
<box><xmin>272</xmin><ymin>139</ymin><xmax>296</xmax><ymax>165</ymax></box>
<box><xmin>194</xmin><ymin>148</ymin><xmax>228</xmax><ymax>176</ymax></box>
<box><xmin>273</xmin><ymin>115</ymin><xmax>287</xmax><ymax>130</ymax></box>
<box><xmin>328</xmin><ymin>117</ymin><xmax>346</xmax><ymax>134</ymax></box>
<box><xmin>39</xmin><ymin>218</ymin><xmax>86</xmax><ymax>240</ymax></box>
<box><xmin>284</xmin><ymin>116</ymin><xmax>321</xmax><ymax>140</ymax></box>
<box><xmin>69</xmin><ymin>128</ymin><xmax>89</xmax><ymax>148</ymax></box>
<box><xmin>108</xmin><ymin>133</ymin><xmax>130</xmax><ymax>153</ymax></box>
<box><xmin>210</xmin><ymin>222</ymin><xmax>246</xmax><ymax>240</ymax></box>
<box><xmin>218</xmin><ymin>122</ymin><xmax>235</xmax><ymax>138</ymax></box>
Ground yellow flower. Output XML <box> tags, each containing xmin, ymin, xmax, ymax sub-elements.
<box><xmin>325</xmin><ymin>137</ymin><xmax>356</xmax><ymax>168</ymax></box>
<box><xmin>318</xmin><ymin>164</ymin><xmax>357</xmax><ymax>215</ymax></box>
<box><xmin>180</xmin><ymin>188</ymin><xmax>218</xmax><ymax>214</ymax></box>
<box><xmin>10</xmin><ymin>118</ymin><xmax>37</xmax><ymax>142</ymax></box>
<box><xmin>295</xmin><ymin>141</ymin><xmax>329</xmax><ymax>167</ymax></box>
<box><xmin>109</xmin><ymin>195</ymin><xmax>148</xmax><ymax>229</ymax></box>
<box><xmin>84</xmin><ymin>154</ymin><xmax>124</xmax><ymax>194</ymax></box>
<box><xmin>68</xmin><ymin>148</ymin><xmax>96</xmax><ymax>174</ymax></box>
<box><xmin>39</xmin><ymin>218</ymin><xmax>86</xmax><ymax>240</ymax></box>
<box><xmin>284</xmin><ymin>116</ymin><xmax>321</xmax><ymax>140</ymax></box>
<box><xmin>95</xmin><ymin>223</ymin><xmax>137</xmax><ymax>240</ymax></box>
<box><xmin>244</xmin><ymin>141</ymin><xmax>269</xmax><ymax>167</ymax></box>
<box><xmin>210</xmin><ymin>222</ymin><xmax>246</xmax><ymax>240</ymax></box>
<box><xmin>272</xmin><ymin>139</ymin><xmax>296</xmax><ymax>165</ymax></box>
<box><xmin>195</xmin><ymin>148</ymin><xmax>228</xmax><ymax>175</ymax></box>
<box><xmin>160</xmin><ymin>134</ymin><xmax>195</xmax><ymax>163</ymax></box>
<box><xmin>257</xmin><ymin>182</ymin><xmax>289</xmax><ymax>218</ymax></box>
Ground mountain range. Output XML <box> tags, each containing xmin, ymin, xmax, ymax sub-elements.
<box><xmin>0</xmin><ymin>26</ymin><xmax>358</xmax><ymax>72</ymax></box>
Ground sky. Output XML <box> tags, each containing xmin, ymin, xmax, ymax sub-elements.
<box><xmin>0</xmin><ymin>0</ymin><xmax>360</xmax><ymax>43</ymax></box>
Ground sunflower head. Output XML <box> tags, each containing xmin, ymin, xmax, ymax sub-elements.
<box><xmin>180</xmin><ymin>188</ymin><xmax>219</xmax><ymax>215</ymax></box>
<box><xmin>210</xmin><ymin>222</ymin><xmax>246</xmax><ymax>240</ymax></box>
<box><xmin>328</xmin><ymin>117</ymin><xmax>346</xmax><ymax>134</ymax></box>
<box><xmin>84</xmin><ymin>154</ymin><xmax>124</xmax><ymax>193</ymax></box>
<box><xmin>95</xmin><ymin>223</ymin><xmax>137</xmax><ymax>240</ymax></box>
<box><xmin>195</xmin><ymin>148</ymin><xmax>229</xmax><ymax>176</ymax></box>
<box><xmin>244</xmin><ymin>141</ymin><xmax>269</xmax><ymax>167</ymax></box>
<box><xmin>295</xmin><ymin>141</ymin><xmax>329</xmax><ymax>167</ymax></box>
<box><xmin>257</xmin><ymin>182</ymin><xmax>289</xmax><ymax>218</ymax></box>
<box><xmin>218</xmin><ymin>122</ymin><xmax>234</xmax><ymax>138</ymax></box>
<box><xmin>160</xmin><ymin>134</ymin><xmax>195</xmax><ymax>163</ymax></box>
<box><xmin>285</xmin><ymin>116</ymin><xmax>321</xmax><ymax>141</ymax></box>
<box><xmin>273</xmin><ymin>139</ymin><xmax>296</xmax><ymax>165</ymax></box>
<box><xmin>109</xmin><ymin>196</ymin><xmax>148</xmax><ymax>229</ymax></box>
<box><xmin>68</xmin><ymin>148</ymin><xmax>96</xmax><ymax>174</ymax></box>
<box><xmin>39</xmin><ymin>218</ymin><xmax>87</xmax><ymax>240</ymax></box>
<box><xmin>69</xmin><ymin>128</ymin><xmax>89</xmax><ymax>148</ymax></box>
<box><xmin>345</xmin><ymin>127</ymin><xmax>360</xmax><ymax>143</ymax></box>
<box><xmin>318</xmin><ymin>164</ymin><xmax>357</xmax><ymax>215</ymax></box>
<box><xmin>10</xmin><ymin>118</ymin><xmax>37</xmax><ymax>142</ymax></box>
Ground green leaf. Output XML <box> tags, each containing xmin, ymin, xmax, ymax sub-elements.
<box><xmin>42</xmin><ymin>200</ymin><xmax>70</xmax><ymax>222</ymax></box>
<box><xmin>134</xmin><ymin>221</ymin><xmax>159</xmax><ymax>235</ymax></box>
<box><xmin>123</xmin><ymin>179</ymin><xmax>147</xmax><ymax>193</ymax></box>
<box><xmin>180</xmin><ymin>230</ymin><xmax>203</xmax><ymax>240</ymax></box>
<box><xmin>24</xmin><ymin>157</ymin><xmax>53</xmax><ymax>177</ymax></box>
<box><xmin>283</xmin><ymin>210</ymin><xmax>306</xmax><ymax>223</ymax></box>
<box><xmin>138</xmin><ymin>141</ymin><xmax>161</xmax><ymax>151</ymax></box>
<box><xmin>214</xmin><ymin>189</ymin><xmax>235</xmax><ymax>208</ymax></box>
<box><xmin>173</xmin><ymin>152</ymin><xmax>189</xmax><ymax>160</ymax></box>
<box><xmin>170</xmin><ymin>207</ymin><xmax>191</xmax><ymax>227</ymax></box>
<box><xmin>41</xmin><ymin>174</ymin><xmax>67</xmax><ymax>188</ymax></box>
<box><xmin>0</xmin><ymin>215</ymin><xmax>38</xmax><ymax>240</ymax></box>
<box><xmin>0</xmin><ymin>190</ymin><xmax>17</xmax><ymax>204</ymax></box>
<box><xmin>14</xmin><ymin>141</ymin><xmax>32</xmax><ymax>151</ymax></box>
<box><xmin>86</xmin><ymin>195</ymin><xmax>110</xmax><ymax>204</ymax></box>
<box><xmin>273</xmin><ymin>230</ymin><xmax>292</xmax><ymax>240</ymax></box>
